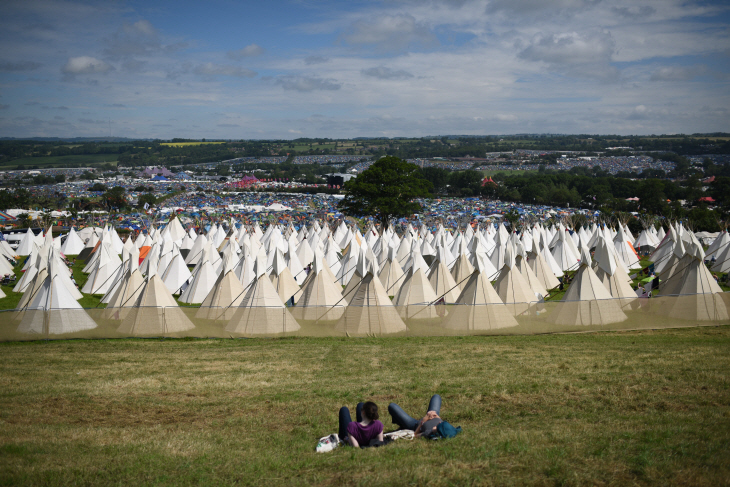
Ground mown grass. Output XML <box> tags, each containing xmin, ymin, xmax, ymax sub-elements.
<box><xmin>0</xmin><ymin>327</ymin><xmax>729</xmax><ymax>486</ymax></box>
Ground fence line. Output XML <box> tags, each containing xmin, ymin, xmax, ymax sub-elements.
<box><xmin>1</xmin><ymin>292</ymin><xmax>728</xmax><ymax>340</ymax></box>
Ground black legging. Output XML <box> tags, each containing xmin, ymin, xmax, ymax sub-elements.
<box><xmin>338</xmin><ymin>402</ymin><xmax>364</xmax><ymax>440</ymax></box>
<box><xmin>388</xmin><ymin>394</ymin><xmax>442</xmax><ymax>430</ymax></box>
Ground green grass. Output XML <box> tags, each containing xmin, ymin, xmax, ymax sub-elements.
<box><xmin>283</xmin><ymin>143</ymin><xmax>339</xmax><ymax>153</ymax></box>
<box><xmin>478</xmin><ymin>169</ymin><xmax>514</xmax><ymax>177</ymax></box>
<box><xmin>0</xmin><ymin>258</ymin><xmax>27</xmax><ymax>310</ymax></box>
<box><xmin>66</xmin><ymin>256</ymin><xmax>104</xmax><ymax>308</ymax></box>
<box><xmin>1</xmin><ymin>154</ymin><xmax>118</xmax><ymax>169</ymax></box>
<box><xmin>0</xmin><ymin>327</ymin><xmax>729</xmax><ymax>485</ymax></box>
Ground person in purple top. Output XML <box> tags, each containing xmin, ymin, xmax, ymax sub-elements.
<box><xmin>338</xmin><ymin>401</ymin><xmax>384</xmax><ymax>448</ymax></box>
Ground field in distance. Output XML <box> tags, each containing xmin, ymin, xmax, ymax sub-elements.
<box><xmin>160</xmin><ymin>142</ymin><xmax>227</xmax><ymax>147</ymax></box>
<box><xmin>0</xmin><ymin>327</ymin><xmax>728</xmax><ymax>486</ymax></box>
<box><xmin>1</xmin><ymin>154</ymin><xmax>119</xmax><ymax>169</ymax></box>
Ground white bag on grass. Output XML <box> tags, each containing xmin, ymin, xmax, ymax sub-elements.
<box><xmin>316</xmin><ymin>433</ymin><xmax>340</xmax><ymax>453</ymax></box>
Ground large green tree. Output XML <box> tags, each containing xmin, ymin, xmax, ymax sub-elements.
<box><xmin>101</xmin><ymin>186</ymin><xmax>128</xmax><ymax>211</ymax></box>
<box><xmin>137</xmin><ymin>193</ymin><xmax>157</xmax><ymax>209</ymax></box>
<box><xmin>339</xmin><ymin>156</ymin><xmax>433</xmax><ymax>228</ymax></box>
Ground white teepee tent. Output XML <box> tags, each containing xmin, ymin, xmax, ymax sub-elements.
<box><xmin>104</xmin><ymin>248</ymin><xmax>146</xmax><ymax>318</ymax></box>
<box><xmin>269</xmin><ymin>248</ymin><xmax>300</xmax><ymax>304</ymax></box>
<box><xmin>196</xmin><ymin>251</ymin><xmax>246</xmax><ymax>321</ymax></box>
<box><xmin>225</xmin><ymin>252</ymin><xmax>301</xmax><ymax>335</ymax></box>
<box><xmin>393</xmin><ymin>250</ymin><xmax>439</xmax><ymax>319</ymax></box>
<box><xmin>161</xmin><ymin>251</ymin><xmax>193</xmax><ymax>294</ymax></box>
<box><xmin>593</xmin><ymin>236</ymin><xmax>636</xmax><ymax>305</ymax></box>
<box><xmin>81</xmin><ymin>240</ymin><xmax>123</xmax><ymax>295</ymax></box>
<box><xmin>335</xmin><ymin>257</ymin><xmax>407</xmax><ymax>335</ymax></box>
<box><xmin>178</xmin><ymin>245</ymin><xmax>219</xmax><ymax>304</ymax></box>
<box><xmin>295</xmin><ymin>252</ymin><xmax>347</xmax><ymax>321</ymax></box>
<box><xmin>657</xmin><ymin>241</ymin><xmax>728</xmax><ymax>322</ymax></box>
<box><xmin>443</xmin><ymin>254</ymin><xmax>519</xmax><ymax>332</ymax></box>
<box><xmin>493</xmin><ymin>245</ymin><xmax>539</xmax><ymax>316</ymax></box>
<box><xmin>17</xmin><ymin>254</ymin><xmax>97</xmax><ymax>335</ymax></box>
<box><xmin>378</xmin><ymin>245</ymin><xmax>405</xmax><ymax>296</ymax></box>
<box><xmin>549</xmin><ymin>248</ymin><xmax>628</xmax><ymax>326</ymax></box>
<box><xmin>427</xmin><ymin>247</ymin><xmax>460</xmax><ymax>303</ymax></box>
<box><xmin>15</xmin><ymin>228</ymin><xmax>36</xmax><ymax>256</ymax></box>
<box><xmin>60</xmin><ymin>228</ymin><xmax>85</xmax><ymax>255</ymax></box>
<box><xmin>614</xmin><ymin>225</ymin><xmax>642</xmax><ymax>270</ymax></box>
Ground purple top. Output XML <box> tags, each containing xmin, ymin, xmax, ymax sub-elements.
<box><xmin>347</xmin><ymin>420</ymin><xmax>383</xmax><ymax>446</ymax></box>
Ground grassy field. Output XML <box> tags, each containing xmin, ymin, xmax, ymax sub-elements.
<box><xmin>478</xmin><ymin>169</ymin><xmax>517</xmax><ymax>177</ymax></box>
<box><xmin>282</xmin><ymin>143</ymin><xmax>338</xmax><ymax>153</ymax></box>
<box><xmin>0</xmin><ymin>327</ymin><xmax>728</xmax><ymax>486</ymax></box>
<box><xmin>1</xmin><ymin>154</ymin><xmax>118</xmax><ymax>169</ymax></box>
<box><xmin>160</xmin><ymin>142</ymin><xmax>227</xmax><ymax>147</ymax></box>
<box><xmin>640</xmin><ymin>137</ymin><xmax>730</xmax><ymax>142</ymax></box>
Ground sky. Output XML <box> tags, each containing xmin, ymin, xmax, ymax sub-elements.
<box><xmin>0</xmin><ymin>0</ymin><xmax>729</xmax><ymax>139</ymax></box>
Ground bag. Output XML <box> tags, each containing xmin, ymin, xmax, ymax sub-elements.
<box><xmin>428</xmin><ymin>421</ymin><xmax>462</xmax><ymax>440</ymax></box>
<box><xmin>316</xmin><ymin>433</ymin><xmax>340</xmax><ymax>453</ymax></box>
<box><xmin>385</xmin><ymin>430</ymin><xmax>415</xmax><ymax>441</ymax></box>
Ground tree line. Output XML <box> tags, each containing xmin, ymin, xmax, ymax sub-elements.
<box><xmin>340</xmin><ymin>158</ymin><xmax>728</xmax><ymax>232</ymax></box>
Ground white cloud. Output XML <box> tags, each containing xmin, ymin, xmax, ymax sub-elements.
<box><xmin>227</xmin><ymin>44</ymin><xmax>265</xmax><ymax>59</ymax></box>
<box><xmin>342</xmin><ymin>14</ymin><xmax>438</xmax><ymax>52</ymax></box>
<box><xmin>519</xmin><ymin>31</ymin><xmax>614</xmax><ymax>66</ymax></box>
<box><xmin>62</xmin><ymin>56</ymin><xmax>113</xmax><ymax>75</ymax></box>
<box><xmin>2</xmin><ymin>0</ymin><xmax>728</xmax><ymax>138</ymax></box>
<box><xmin>488</xmin><ymin>0</ymin><xmax>596</xmax><ymax>14</ymax></box>
<box><xmin>627</xmin><ymin>104</ymin><xmax>649</xmax><ymax>120</ymax></box>
<box><xmin>518</xmin><ymin>31</ymin><xmax>618</xmax><ymax>80</ymax></box>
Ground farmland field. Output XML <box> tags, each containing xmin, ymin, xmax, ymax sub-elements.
<box><xmin>0</xmin><ymin>154</ymin><xmax>118</xmax><ymax>169</ymax></box>
<box><xmin>160</xmin><ymin>142</ymin><xmax>227</xmax><ymax>147</ymax></box>
<box><xmin>640</xmin><ymin>137</ymin><xmax>730</xmax><ymax>142</ymax></box>
<box><xmin>0</xmin><ymin>327</ymin><xmax>728</xmax><ymax>486</ymax></box>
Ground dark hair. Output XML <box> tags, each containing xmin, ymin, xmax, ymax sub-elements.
<box><xmin>362</xmin><ymin>401</ymin><xmax>379</xmax><ymax>421</ymax></box>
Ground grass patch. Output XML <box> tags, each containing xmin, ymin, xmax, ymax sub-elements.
<box><xmin>0</xmin><ymin>258</ymin><xmax>27</xmax><ymax>310</ymax></box>
<box><xmin>0</xmin><ymin>327</ymin><xmax>728</xmax><ymax>485</ymax></box>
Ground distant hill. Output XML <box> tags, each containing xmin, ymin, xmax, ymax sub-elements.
<box><xmin>0</xmin><ymin>137</ymin><xmax>152</xmax><ymax>143</ymax></box>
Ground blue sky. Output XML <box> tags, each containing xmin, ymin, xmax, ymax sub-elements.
<box><xmin>0</xmin><ymin>0</ymin><xmax>728</xmax><ymax>139</ymax></box>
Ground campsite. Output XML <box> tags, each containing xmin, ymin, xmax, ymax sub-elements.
<box><xmin>0</xmin><ymin>213</ymin><xmax>728</xmax><ymax>484</ymax></box>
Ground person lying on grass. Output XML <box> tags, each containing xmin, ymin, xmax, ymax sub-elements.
<box><xmin>338</xmin><ymin>401</ymin><xmax>384</xmax><ymax>447</ymax></box>
<box><xmin>388</xmin><ymin>394</ymin><xmax>443</xmax><ymax>438</ymax></box>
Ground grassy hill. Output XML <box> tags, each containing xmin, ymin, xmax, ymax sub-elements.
<box><xmin>0</xmin><ymin>327</ymin><xmax>728</xmax><ymax>485</ymax></box>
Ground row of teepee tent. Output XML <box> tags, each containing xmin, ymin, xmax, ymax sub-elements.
<box><xmin>5</xmin><ymin>214</ymin><xmax>728</xmax><ymax>336</ymax></box>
